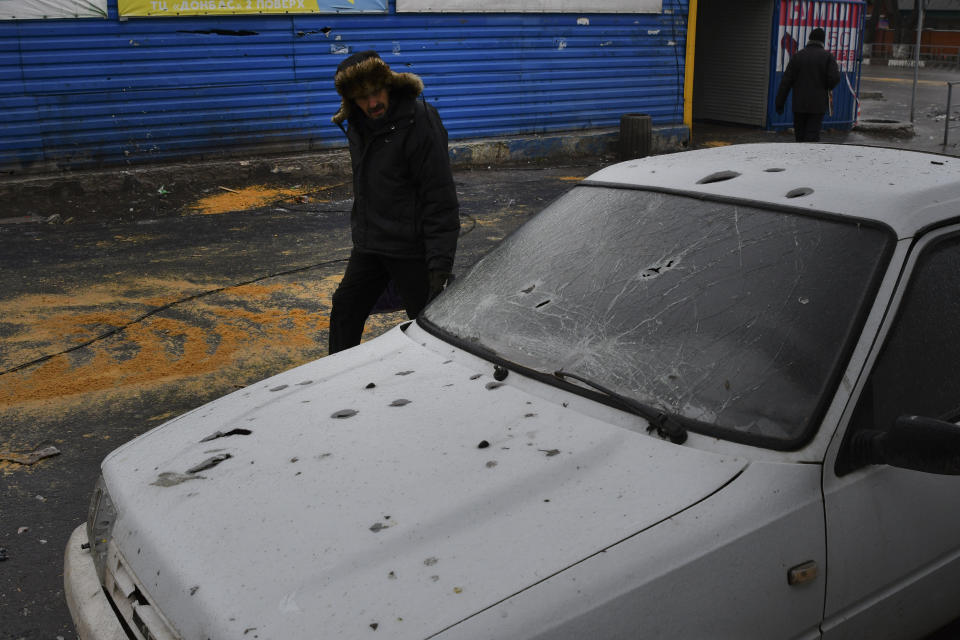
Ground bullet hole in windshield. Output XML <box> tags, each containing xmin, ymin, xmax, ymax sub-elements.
<box><xmin>200</xmin><ymin>428</ymin><xmax>252</xmax><ymax>442</ymax></box>
<box><xmin>641</xmin><ymin>259</ymin><xmax>676</xmax><ymax>279</ymax></box>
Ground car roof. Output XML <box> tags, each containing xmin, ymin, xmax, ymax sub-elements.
<box><xmin>584</xmin><ymin>143</ymin><xmax>960</xmax><ymax>238</ymax></box>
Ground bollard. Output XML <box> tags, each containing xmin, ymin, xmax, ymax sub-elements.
<box><xmin>619</xmin><ymin>113</ymin><xmax>652</xmax><ymax>160</ymax></box>
<box><xmin>945</xmin><ymin>82</ymin><xmax>955</xmax><ymax>148</ymax></box>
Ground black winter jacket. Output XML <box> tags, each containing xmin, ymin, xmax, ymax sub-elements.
<box><xmin>775</xmin><ymin>42</ymin><xmax>842</xmax><ymax>115</ymax></box>
<box><xmin>342</xmin><ymin>93</ymin><xmax>460</xmax><ymax>273</ymax></box>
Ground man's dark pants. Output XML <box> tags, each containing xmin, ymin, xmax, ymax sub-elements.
<box><xmin>329</xmin><ymin>249</ymin><xmax>429</xmax><ymax>354</ymax></box>
<box><xmin>793</xmin><ymin>112</ymin><xmax>825</xmax><ymax>142</ymax></box>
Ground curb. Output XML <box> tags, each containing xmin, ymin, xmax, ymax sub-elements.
<box><xmin>0</xmin><ymin>125</ymin><xmax>690</xmax><ymax>220</ymax></box>
<box><xmin>448</xmin><ymin>125</ymin><xmax>690</xmax><ymax>166</ymax></box>
<box><xmin>0</xmin><ymin>124</ymin><xmax>691</xmax><ymax>184</ymax></box>
<box><xmin>854</xmin><ymin>119</ymin><xmax>915</xmax><ymax>136</ymax></box>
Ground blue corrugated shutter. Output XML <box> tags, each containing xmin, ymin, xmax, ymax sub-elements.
<box><xmin>0</xmin><ymin>0</ymin><xmax>688</xmax><ymax>172</ymax></box>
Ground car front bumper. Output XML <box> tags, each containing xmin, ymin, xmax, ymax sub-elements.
<box><xmin>64</xmin><ymin>524</ymin><xmax>129</xmax><ymax>640</ymax></box>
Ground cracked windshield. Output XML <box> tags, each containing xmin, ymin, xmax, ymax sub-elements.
<box><xmin>424</xmin><ymin>186</ymin><xmax>892</xmax><ymax>446</ymax></box>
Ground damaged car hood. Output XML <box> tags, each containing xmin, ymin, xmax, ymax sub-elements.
<box><xmin>101</xmin><ymin>323</ymin><xmax>747</xmax><ymax>640</ymax></box>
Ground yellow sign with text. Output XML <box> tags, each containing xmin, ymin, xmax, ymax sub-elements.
<box><xmin>117</xmin><ymin>0</ymin><xmax>386</xmax><ymax>17</ymax></box>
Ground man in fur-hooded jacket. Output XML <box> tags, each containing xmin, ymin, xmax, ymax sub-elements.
<box><xmin>328</xmin><ymin>50</ymin><xmax>460</xmax><ymax>354</ymax></box>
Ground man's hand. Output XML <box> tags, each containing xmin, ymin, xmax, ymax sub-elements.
<box><xmin>428</xmin><ymin>270</ymin><xmax>451</xmax><ymax>301</ymax></box>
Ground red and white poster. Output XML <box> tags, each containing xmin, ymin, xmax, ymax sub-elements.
<box><xmin>777</xmin><ymin>1</ymin><xmax>864</xmax><ymax>73</ymax></box>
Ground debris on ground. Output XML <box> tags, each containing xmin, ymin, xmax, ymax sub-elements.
<box><xmin>0</xmin><ymin>446</ymin><xmax>61</xmax><ymax>465</ymax></box>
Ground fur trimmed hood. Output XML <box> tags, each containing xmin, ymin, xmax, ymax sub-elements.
<box><xmin>332</xmin><ymin>51</ymin><xmax>425</xmax><ymax>125</ymax></box>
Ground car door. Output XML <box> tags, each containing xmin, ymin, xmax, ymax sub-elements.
<box><xmin>821</xmin><ymin>227</ymin><xmax>960</xmax><ymax>640</ymax></box>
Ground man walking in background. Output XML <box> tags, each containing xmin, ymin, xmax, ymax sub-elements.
<box><xmin>775</xmin><ymin>27</ymin><xmax>842</xmax><ymax>142</ymax></box>
<box><xmin>328</xmin><ymin>50</ymin><xmax>460</xmax><ymax>354</ymax></box>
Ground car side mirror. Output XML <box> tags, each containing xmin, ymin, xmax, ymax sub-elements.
<box><xmin>848</xmin><ymin>415</ymin><xmax>960</xmax><ymax>475</ymax></box>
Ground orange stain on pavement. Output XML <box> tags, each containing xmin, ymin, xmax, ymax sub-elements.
<box><xmin>0</xmin><ymin>272</ymin><xmax>405</xmax><ymax>418</ymax></box>
<box><xmin>0</xmin><ymin>277</ymin><xmax>339</xmax><ymax>412</ymax></box>
<box><xmin>188</xmin><ymin>183</ymin><xmax>346</xmax><ymax>215</ymax></box>
<box><xmin>189</xmin><ymin>186</ymin><xmax>311</xmax><ymax>215</ymax></box>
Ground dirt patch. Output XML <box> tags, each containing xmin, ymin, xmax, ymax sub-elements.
<box><xmin>0</xmin><ymin>273</ymin><xmax>405</xmax><ymax>419</ymax></box>
<box><xmin>189</xmin><ymin>183</ymin><xmax>347</xmax><ymax>215</ymax></box>
<box><xmin>0</xmin><ymin>277</ymin><xmax>218</xmax><ymax>368</ymax></box>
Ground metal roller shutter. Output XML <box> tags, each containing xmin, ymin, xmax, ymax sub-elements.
<box><xmin>693</xmin><ymin>0</ymin><xmax>774</xmax><ymax>126</ymax></box>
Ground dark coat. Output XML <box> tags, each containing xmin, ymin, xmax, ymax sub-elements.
<box><xmin>775</xmin><ymin>42</ymin><xmax>842</xmax><ymax>115</ymax></box>
<box><xmin>338</xmin><ymin>74</ymin><xmax>459</xmax><ymax>273</ymax></box>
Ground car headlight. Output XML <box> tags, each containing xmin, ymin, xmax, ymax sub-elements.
<box><xmin>86</xmin><ymin>474</ymin><xmax>117</xmax><ymax>583</ymax></box>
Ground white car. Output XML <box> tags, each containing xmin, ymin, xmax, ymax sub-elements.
<box><xmin>65</xmin><ymin>143</ymin><xmax>960</xmax><ymax>640</ymax></box>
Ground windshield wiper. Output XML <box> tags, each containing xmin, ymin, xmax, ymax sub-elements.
<box><xmin>553</xmin><ymin>370</ymin><xmax>688</xmax><ymax>444</ymax></box>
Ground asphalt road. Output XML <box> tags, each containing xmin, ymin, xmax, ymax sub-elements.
<box><xmin>0</xmin><ymin>164</ymin><xmax>596</xmax><ymax>640</ymax></box>
<box><xmin>3</xmin><ymin>60</ymin><xmax>960</xmax><ymax>640</ymax></box>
